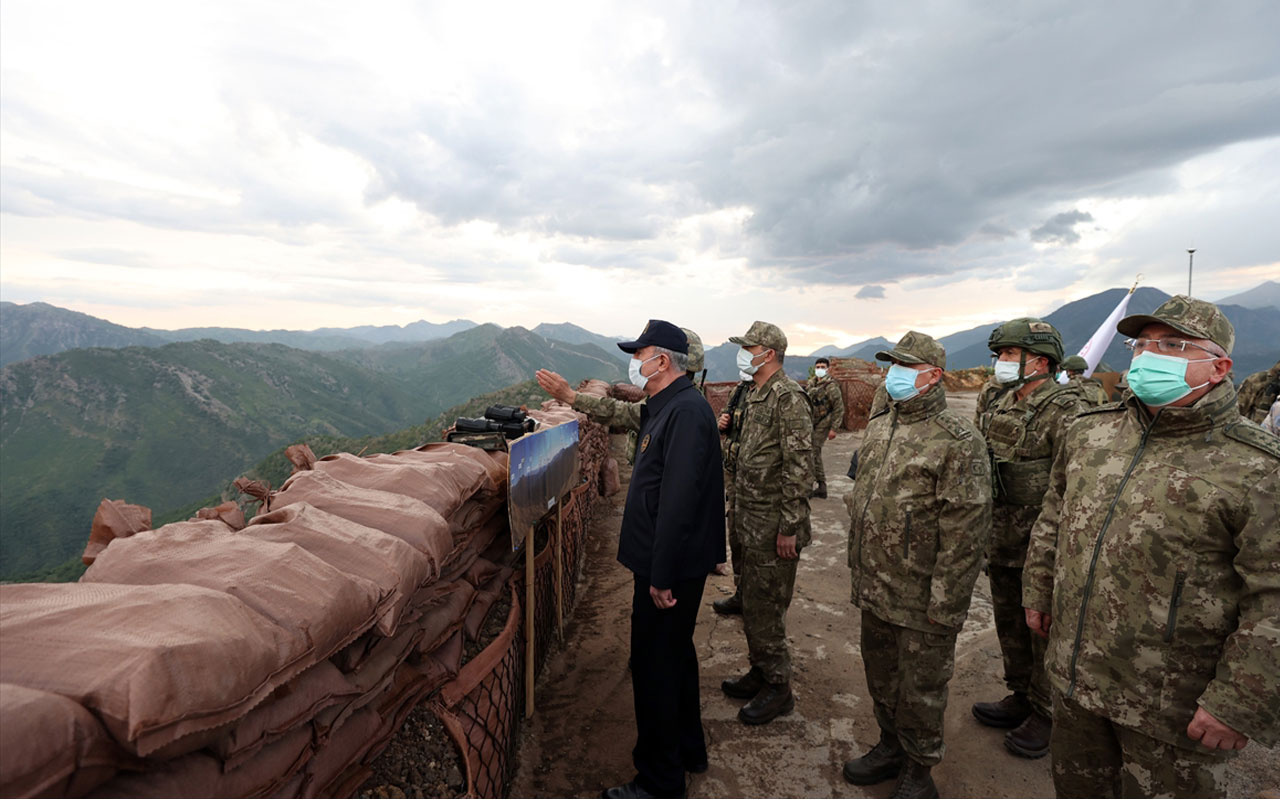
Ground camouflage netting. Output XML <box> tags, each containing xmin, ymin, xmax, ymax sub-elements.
<box><xmin>0</xmin><ymin>382</ymin><xmax>612</xmax><ymax>799</ymax></box>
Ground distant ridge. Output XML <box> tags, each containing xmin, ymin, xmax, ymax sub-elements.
<box><xmin>1216</xmin><ymin>280</ymin><xmax>1280</xmax><ymax>311</ymax></box>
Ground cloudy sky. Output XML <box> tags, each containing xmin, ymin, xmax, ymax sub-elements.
<box><xmin>3</xmin><ymin>1</ymin><xmax>1278</xmax><ymax>354</ymax></box>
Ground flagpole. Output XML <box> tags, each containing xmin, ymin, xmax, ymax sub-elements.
<box><xmin>1187</xmin><ymin>250</ymin><xmax>1195</xmax><ymax>295</ymax></box>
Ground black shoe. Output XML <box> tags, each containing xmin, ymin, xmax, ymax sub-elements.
<box><xmin>890</xmin><ymin>760</ymin><xmax>938</xmax><ymax>799</ymax></box>
<box><xmin>712</xmin><ymin>593</ymin><xmax>743</xmax><ymax>615</ymax></box>
<box><xmin>738</xmin><ymin>682</ymin><xmax>794</xmax><ymax>725</ymax></box>
<box><xmin>1004</xmin><ymin>710</ymin><xmax>1051</xmax><ymax>759</ymax></box>
<box><xmin>810</xmin><ymin>486</ymin><xmax>828</xmax><ymax>498</ymax></box>
<box><xmin>842</xmin><ymin>732</ymin><xmax>905</xmax><ymax>786</ymax></box>
<box><xmin>721</xmin><ymin>666</ymin><xmax>765</xmax><ymax>699</ymax></box>
<box><xmin>971</xmin><ymin>692</ymin><xmax>1032</xmax><ymax>729</ymax></box>
<box><xmin>602</xmin><ymin>781</ymin><xmax>654</xmax><ymax>799</ymax></box>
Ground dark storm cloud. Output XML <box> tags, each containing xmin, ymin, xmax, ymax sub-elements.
<box><xmin>855</xmin><ymin>285</ymin><xmax>886</xmax><ymax>299</ymax></box>
<box><xmin>1030</xmin><ymin>210</ymin><xmax>1095</xmax><ymax>245</ymax></box>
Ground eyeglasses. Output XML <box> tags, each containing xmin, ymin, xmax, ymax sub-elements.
<box><xmin>1123</xmin><ymin>337</ymin><xmax>1220</xmax><ymax>357</ymax></box>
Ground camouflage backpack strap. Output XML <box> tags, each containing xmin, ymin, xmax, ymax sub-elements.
<box><xmin>933</xmin><ymin>410</ymin><xmax>972</xmax><ymax>440</ymax></box>
<box><xmin>1224</xmin><ymin>420</ymin><xmax>1280</xmax><ymax>460</ymax></box>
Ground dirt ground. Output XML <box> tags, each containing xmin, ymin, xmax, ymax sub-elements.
<box><xmin>510</xmin><ymin>392</ymin><xmax>1279</xmax><ymax>799</ymax></box>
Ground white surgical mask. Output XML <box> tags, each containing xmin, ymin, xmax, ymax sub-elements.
<box><xmin>737</xmin><ymin>347</ymin><xmax>766</xmax><ymax>376</ymax></box>
<box><xmin>814</xmin><ymin>367</ymin><xmax>828</xmax><ymax>379</ymax></box>
<box><xmin>738</xmin><ymin>370</ymin><xmax>754</xmax><ymax>381</ymax></box>
<box><xmin>993</xmin><ymin>360</ymin><xmax>1023</xmax><ymax>385</ymax></box>
<box><xmin>629</xmin><ymin>354</ymin><xmax>661</xmax><ymax>390</ymax></box>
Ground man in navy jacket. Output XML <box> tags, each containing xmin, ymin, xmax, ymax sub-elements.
<box><xmin>604</xmin><ymin>320</ymin><xmax>726</xmax><ymax>800</ymax></box>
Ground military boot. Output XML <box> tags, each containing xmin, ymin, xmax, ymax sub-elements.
<box><xmin>737</xmin><ymin>682</ymin><xmax>794</xmax><ymax>725</ymax></box>
<box><xmin>842</xmin><ymin>731</ymin><xmax>905</xmax><ymax>785</ymax></box>
<box><xmin>721</xmin><ymin>666</ymin><xmax>765</xmax><ymax>699</ymax></box>
<box><xmin>1004</xmin><ymin>710</ymin><xmax>1051</xmax><ymax>759</ymax></box>
<box><xmin>971</xmin><ymin>692</ymin><xmax>1032</xmax><ymax>728</ymax></box>
<box><xmin>890</xmin><ymin>760</ymin><xmax>938</xmax><ymax>799</ymax></box>
<box><xmin>810</xmin><ymin>484</ymin><xmax>828</xmax><ymax>499</ymax></box>
<box><xmin>712</xmin><ymin>592</ymin><xmax>743</xmax><ymax>615</ymax></box>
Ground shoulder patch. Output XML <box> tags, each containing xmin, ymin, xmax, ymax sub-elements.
<box><xmin>933</xmin><ymin>412</ymin><xmax>972</xmax><ymax>441</ymax></box>
<box><xmin>1224</xmin><ymin>421</ymin><xmax>1280</xmax><ymax>460</ymax></box>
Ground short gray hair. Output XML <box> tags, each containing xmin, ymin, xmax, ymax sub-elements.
<box><xmin>654</xmin><ymin>346</ymin><xmax>689</xmax><ymax>373</ymax></box>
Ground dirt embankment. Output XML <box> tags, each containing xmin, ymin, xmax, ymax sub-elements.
<box><xmin>511</xmin><ymin>394</ymin><xmax>1279</xmax><ymax>798</ymax></box>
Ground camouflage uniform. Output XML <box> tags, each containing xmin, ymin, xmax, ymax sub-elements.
<box><xmin>806</xmin><ymin>374</ymin><xmax>845</xmax><ymax>493</ymax></box>
<box><xmin>977</xmin><ymin>326</ymin><xmax>1084</xmax><ymax>723</ymax></box>
<box><xmin>1236</xmin><ymin>359</ymin><xmax>1280</xmax><ymax>424</ymax></box>
<box><xmin>847</xmin><ymin>332</ymin><xmax>992</xmax><ymax>766</ymax></box>
<box><xmin>729</xmin><ymin>323</ymin><xmax>813</xmax><ymax>685</ymax></box>
<box><xmin>1023</xmin><ymin>297</ymin><xmax>1280</xmax><ymax>797</ymax></box>
<box><xmin>974</xmin><ymin>375</ymin><xmax>1006</xmax><ymax>419</ymax></box>
<box><xmin>720</xmin><ymin>380</ymin><xmax>753</xmax><ymax>589</ymax></box>
<box><xmin>1068</xmin><ymin>377</ymin><xmax>1109</xmax><ymax>406</ymax></box>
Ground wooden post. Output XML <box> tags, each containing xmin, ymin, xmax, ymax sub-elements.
<box><xmin>525</xmin><ymin>525</ymin><xmax>535</xmax><ymax>718</ymax></box>
<box><xmin>554</xmin><ymin>496</ymin><xmax>565</xmax><ymax>638</ymax></box>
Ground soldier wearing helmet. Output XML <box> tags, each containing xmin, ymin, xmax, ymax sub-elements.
<box><xmin>1059</xmin><ymin>355</ymin><xmax>1109</xmax><ymax>406</ymax></box>
<box><xmin>536</xmin><ymin>327</ymin><xmax>708</xmax><ymax>464</ymax></box>
<box><xmin>970</xmin><ymin>318</ymin><xmax>1086</xmax><ymax>760</ymax></box>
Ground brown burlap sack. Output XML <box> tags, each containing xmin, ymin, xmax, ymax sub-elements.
<box><xmin>81</xmin><ymin>499</ymin><xmax>152</xmax><ymax>566</ymax></box>
<box><xmin>402</xmin><ymin>442</ymin><xmax>508</xmax><ymax>498</ymax></box>
<box><xmin>464</xmin><ymin>561</ymin><xmax>515</xmax><ymax>641</ymax></box>
<box><xmin>313</xmin><ymin>452</ymin><xmax>489</xmax><ymax>521</ymax></box>
<box><xmin>602</xmin><ymin>457</ymin><xmax>621</xmax><ymax>496</ymax></box>
<box><xmin>300</xmin><ymin>706</ymin><xmax>381</xmax><ymax>799</ymax></box>
<box><xmin>193</xmin><ymin>501</ymin><xmax>246</xmax><ymax>530</ymax></box>
<box><xmin>271</xmin><ymin>469</ymin><xmax>452</xmax><ymax>567</ymax></box>
<box><xmin>0</xmin><ymin>583</ymin><xmax>309</xmax><ymax>757</ymax></box>
<box><xmin>209</xmin><ymin>660</ymin><xmax>360</xmax><ymax>772</ymax></box>
<box><xmin>0</xmin><ymin>684</ymin><xmax>133</xmax><ymax>799</ymax></box>
<box><xmin>87</xmin><ymin>724</ymin><xmax>313</xmax><ymax>799</ymax></box>
<box><xmin>82</xmin><ymin>520</ymin><xmax>386</xmax><ymax>667</ymax></box>
<box><xmin>284</xmin><ymin>443</ymin><xmax>317</xmax><ymax>473</ymax></box>
<box><xmin>242</xmin><ymin>502</ymin><xmax>434</xmax><ymax>636</ymax></box>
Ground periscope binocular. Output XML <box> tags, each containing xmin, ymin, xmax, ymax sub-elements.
<box><xmin>453</xmin><ymin>405</ymin><xmax>537</xmax><ymax>439</ymax></box>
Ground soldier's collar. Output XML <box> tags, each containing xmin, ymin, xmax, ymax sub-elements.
<box><xmin>1126</xmin><ymin>379</ymin><xmax>1239</xmax><ymax>434</ymax></box>
<box><xmin>892</xmin><ymin>381</ymin><xmax>947</xmax><ymax>422</ymax></box>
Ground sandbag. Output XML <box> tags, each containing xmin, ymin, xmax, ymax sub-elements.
<box><xmin>313</xmin><ymin>452</ymin><xmax>490</xmax><ymax>522</ymax></box>
<box><xmin>0</xmin><ymin>583</ymin><xmax>308</xmax><ymax>757</ymax></box>
<box><xmin>82</xmin><ymin>499</ymin><xmax>151</xmax><ymax>566</ymax></box>
<box><xmin>193</xmin><ymin>501</ymin><xmax>246</xmax><ymax>530</ymax></box>
<box><xmin>241</xmin><ymin>502</ymin><xmax>434</xmax><ymax>636</ymax></box>
<box><xmin>271</xmin><ymin>469</ymin><xmax>452</xmax><ymax>566</ymax></box>
<box><xmin>0</xmin><ymin>684</ymin><xmax>132</xmax><ymax>799</ymax></box>
<box><xmin>301</xmin><ymin>707</ymin><xmax>381</xmax><ymax>799</ymax></box>
<box><xmin>82</xmin><ymin>521</ymin><xmax>386</xmax><ymax>663</ymax></box>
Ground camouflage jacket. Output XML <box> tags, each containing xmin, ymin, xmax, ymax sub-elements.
<box><xmin>973</xmin><ymin>376</ymin><xmax>1006</xmax><ymax>420</ymax></box>
<box><xmin>1023</xmin><ymin>381</ymin><xmax>1280</xmax><ymax>748</ymax></box>
<box><xmin>847</xmin><ymin>383</ymin><xmax>992</xmax><ymax>633</ymax></box>
<box><xmin>977</xmin><ymin>379</ymin><xmax>1084</xmax><ymax>568</ymax></box>
<box><xmin>1069</xmin><ymin>377</ymin><xmax>1110</xmax><ymax>406</ymax></box>
<box><xmin>731</xmin><ymin>370</ymin><xmax>814</xmax><ymax>547</ymax></box>
<box><xmin>807</xmin><ymin>376</ymin><xmax>845</xmax><ymax>433</ymax></box>
<box><xmin>573</xmin><ymin>393</ymin><xmax>643</xmax><ymax>463</ymax></box>
<box><xmin>720</xmin><ymin>380</ymin><xmax>753</xmax><ymax>477</ymax></box>
<box><xmin>1237</xmin><ymin>360</ymin><xmax>1280</xmax><ymax>424</ymax></box>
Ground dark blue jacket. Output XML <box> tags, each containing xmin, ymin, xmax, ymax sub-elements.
<box><xmin>618</xmin><ymin>375</ymin><xmax>726</xmax><ymax>588</ymax></box>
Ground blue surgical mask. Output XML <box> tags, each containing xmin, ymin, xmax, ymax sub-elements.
<box><xmin>885</xmin><ymin>364</ymin><xmax>924</xmax><ymax>401</ymax></box>
<box><xmin>1127</xmin><ymin>351</ymin><xmax>1212</xmax><ymax>407</ymax></box>
<box><xmin>629</xmin><ymin>354</ymin><xmax>660</xmax><ymax>390</ymax></box>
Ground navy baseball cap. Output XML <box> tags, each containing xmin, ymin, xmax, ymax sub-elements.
<box><xmin>617</xmin><ymin>319</ymin><xmax>689</xmax><ymax>354</ymax></box>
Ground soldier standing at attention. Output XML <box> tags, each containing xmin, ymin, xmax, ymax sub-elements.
<box><xmin>970</xmin><ymin>319</ymin><xmax>1084</xmax><ymax>759</ymax></box>
<box><xmin>1059</xmin><ymin>355</ymin><xmax>1110</xmax><ymax>406</ymax></box>
<box><xmin>1236</xmin><ymin>358</ymin><xmax>1280</xmax><ymax>424</ymax></box>
<box><xmin>713</xmin><ymin>375</ymin><xmax>754</xmax><ymax>616</ymax></box>
<box><xmin>843</xmin><ymin>331</ymin><xmax>992</xmax><ymax>799</ymax></box>
<box><xmin>718</xmin><ymin>321</ymin><xmax>814</xmax><ymax>725</ymax></box>
<box><xmin>1023</xmin><ymin>296</ymin><xmax>1279</xmax><ymax>797</ymax></box>
<box><xmin>844</xmin><ymin>330</ymin><xmax>993</xmax><ymax>798</ymax></box>
<box><xmin>806</xmin><ymin>357</ymin><xmax>845</xmax><ymax>498</ymax></box>
<box><xmin>535</xmin><ymin>329</ymin><xmax>707</xmax><ymax>465</ymax></box>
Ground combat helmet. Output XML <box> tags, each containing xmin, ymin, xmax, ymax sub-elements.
<box><xmin>1061</xmin><ymin>355</ymin><xmax>1089</xmax><ymax>373</ymax></box>
<box><xmin>681</xmin><ymin>327</ymin><xmax>705</xmax><ymax>374</ymax></box>
<box><xmin>987</xmin><ymin>318</ymin><xmax>1064</xmax><ymax>365</ymax></box>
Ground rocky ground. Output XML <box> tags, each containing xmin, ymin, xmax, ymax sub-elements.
<box><xmin>509</xmin><ymin>392</ymin><xmax>1280</xmax><ymax>799</ymax></box>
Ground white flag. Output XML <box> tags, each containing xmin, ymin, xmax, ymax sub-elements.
<box><xmin>1074</xmin><ymin>289</ymin><xmax>1135</xmax><ymax>377</ymax></box>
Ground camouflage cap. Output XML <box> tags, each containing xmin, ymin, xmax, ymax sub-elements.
<box><xmin>1117</xmin><ymin>294</ymin><xmax>1235</xmax><ymax>355</ymax></box>
<box><xmin>681</xmin><ymin>327</ymin><xmax>704</xmax><ymax>373</ymax></box>
<box><xmin>729</xmin><ymin>320</ymin><xmax>788</xmax><ymax>354</ymax></box>
<box><xmin>875</xmin><ymin>330</ymin><xmax>946</xmax><ymax>369</ymax></box>
<box><xmin>1061</xmin><ymin>355</ymin><xmax>1089</xmax><ymax>371</ymax></box>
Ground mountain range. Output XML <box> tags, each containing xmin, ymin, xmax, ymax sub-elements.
<box><xmin>0</xmin><ymin>326</ymin><xmax>621</xmax><ymax>578</ymax></box>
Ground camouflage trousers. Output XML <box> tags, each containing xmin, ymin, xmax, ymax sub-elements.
<box><xmin>988</xmin><ymin>564</ymin><xmax>1051</xmax><ymax>716</ymax></box>
<box><xmin>860</xmin><ymin>611</ymin><xmax>957</xmax><ymax>766</ymax></box>
<box><xmin>725</xmin><ymin>482</ymin><xmax>743</xmax><ymax>590</ymax></box>
<box><xmin>1051</xmin><ymin>693</ymin><xmax>1232</xmax><ymax>798</ymax></box>
<box><xmin>742</xmin><ymin>542</ymin><xmax>799</xmax><ymax>684</ymax></box>
<box><xmin>811</xmin><ymin>427</ymin><xmax>830</xmax><ymax>489</ymax></box>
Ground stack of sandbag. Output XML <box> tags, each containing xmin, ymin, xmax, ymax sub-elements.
<box><xmin>0</xmin><ymin>442</ymin><xmax>514</xmax><ymax>798</ymax></box>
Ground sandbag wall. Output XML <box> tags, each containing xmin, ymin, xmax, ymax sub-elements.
<box><xmin>0</xmin><ymin>382</ymin><xmax>615</xmax><ymax>799</ymax></box>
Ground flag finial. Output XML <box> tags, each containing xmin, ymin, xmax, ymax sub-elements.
<box><xmin>1129</xmin><ymin>273</ymin><xmax>1143</xmax><ymax>295</ymax></box>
